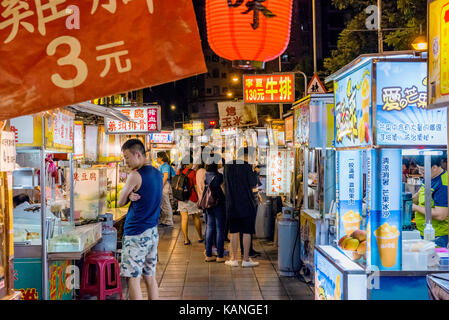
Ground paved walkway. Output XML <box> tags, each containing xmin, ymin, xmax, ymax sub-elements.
<box><xmin>124</xmin><ymin>214</ymin><xmax>314</xmax><ymax>300</ymax></box>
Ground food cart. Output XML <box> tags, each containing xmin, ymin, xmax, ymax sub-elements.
<box><xmin>315</xmin><ymin>51</ymin><xmax>449</xmax><ymax>300</ymax></box>
<box><xmin>9</xmin><ymin>110</ymin><xmax>103</xmax><ymax>300</ymax></box>
<box><xmin>292</xmin><ymin>94</ymin><xmax>336</xmax><ymax>282</ymax></box>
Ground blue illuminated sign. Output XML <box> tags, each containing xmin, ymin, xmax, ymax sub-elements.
<box><xmin>376</xmin><ymin>61</ymin><xmax>447</xmax><ymax>146</ymax></box>
<box><xmin>334</xmin><ymin>64</ymin><xmax>372</xmax><ymax>148</ymax></box>
<box><xmin>337</xmin><ymin>150</ymin><xmax>363</xmax><ymax>241</ymax></box>
<box><xmin>367</xmin><ymin>149</ymin><xmax>402</xmax><ymax>270</ymax></box>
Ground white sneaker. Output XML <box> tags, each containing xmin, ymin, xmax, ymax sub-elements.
<box><xmin>242</xmin><ymin>259</ymin><xmax>259</xmax><ymax>268</ymax></box>
<box><xmin>224</xmin><ymin>260</ymin><xmax>239</xmax><ymax>267</ymax></box>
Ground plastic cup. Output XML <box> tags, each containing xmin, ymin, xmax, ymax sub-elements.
<box><xmin>375</xmin><ymin>234</ymin><xmax>399</xmax><ymax>268</ymax></box>
<box><xmin>342</xmin><ymin>217</ymin><xmax>361</xmax><ymax>236</ymax></box>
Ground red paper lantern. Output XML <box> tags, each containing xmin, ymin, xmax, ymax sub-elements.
<box><xmin>206</xmin><ymin>0</ymin><xmax>293</xmax><ymax>70</ymax></box>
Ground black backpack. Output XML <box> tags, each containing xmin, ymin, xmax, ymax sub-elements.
<box><xmin>171</xmin><ymin>168</ymin><xmax>193</xmax><ymax>201</ymax></box>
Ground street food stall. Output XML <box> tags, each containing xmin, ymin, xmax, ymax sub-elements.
<box><xmin>315</xmin><ymin>51</ymin><xmax>449</xmax><ymax>300</ymax></box>
<box><xmin>9</xmin><ymin>110</ymin><xmax>103</xmax><ymax>300</ymax></box>
<box><xmin>292</xmin><ymin>93</ymin><xmax>336</xmax><ymax>282</ymax></box>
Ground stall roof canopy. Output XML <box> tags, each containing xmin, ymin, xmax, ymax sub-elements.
<box><xmin>67</xmin><ymin>102</ymin><xmax>131</xmax><ymax>122</ymax></box>
<box><xmin>292</xmin><ymin>93</ymin><xmax>334</xmax><ymax>109</ymax></box>
<box><xmin>325</xmin><ymin>50</ymin><xmax>427</xmax><ymax>84</ymax></box>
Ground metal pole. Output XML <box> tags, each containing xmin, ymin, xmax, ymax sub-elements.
<box><xmin>69</xmin><ymin>153</ymin><xmax>74</xmax><ymax>223</ymax></box>
<box><xmin>293</xmin><ymin>149</ymin><xmax>296</xmax><ymax>208</ymax></box>
<box><xmin>40</xmin><ymin>117</ymin><xmax>48</xmax><ymax>300</ymax></box>
<box><xmin>279</xmin><ymin>56</ymin><xmax>283</xmax><ymax>118</ymax></box>
<box><xmin>303</xmin><ymin>148</ymin><xmax>309</xmax><ymax>210</ymax></box>
<box><xmin>295</xmin><ymin>71</ymin><xmax>308</xmax><ymax>97</ymax></box>
<box><xmin>377</xmin><ymin>0</ymin><xmax>383</xmax><ymax>53</ymax></box>
<box><xmin>424</xmin><ymin>155</ymin><xmax>432</xmax><ymax>225</ymax></box>
<box><xmin>115</xmin><ymin>161</ymin><xmax>119</xmax><ymax>208</ymax></box>
<box><xmin>312</xmin><ymin>0</ymin><xmax>317</xmax><ymax>74</ymax></box>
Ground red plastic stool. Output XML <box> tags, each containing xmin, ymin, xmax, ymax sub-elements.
<box><xmin>80</xmin><ymin>251</ymin><xmax>122</xmax><ymax>300</ymax></box>
<box><xmin>89</xmin><ymin>250</ymin><xmax>114</xmax><ymax>257</ymax></box>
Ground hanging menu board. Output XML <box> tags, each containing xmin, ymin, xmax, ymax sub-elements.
<box><xmin>0</xmin><ymin>131</ymin><xmax>16</xmax><ymax>172</ymax></box>
<box><xmin>266</xmin><ymin>149</ymin><xmax>294</xmax><ymax>196</ymax></box>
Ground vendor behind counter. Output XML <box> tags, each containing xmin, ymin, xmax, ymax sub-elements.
<box><xmin>412</xmin><ymin>155</ymin><xmax>448</xmax><ymax>248</ymax></box>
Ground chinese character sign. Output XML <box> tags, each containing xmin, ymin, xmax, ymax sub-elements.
<box><xmin>52</xmin><ymin>109</ymin><xmax>74</xmax><ymax>149</ymax></box>
<box><xmin>49</xmin><ymin>260</ymin><xmax>72</xmax><ymax>300</ymax></box>
<box><xmin>220</xmin><ymin>127</ymin><xmax>237</xmax><ymax>136</ymax></box>
<box><xmin>106</xmin><ymin>106</ymin><xmax>161</xmax><ymax>134</ymax></box>
<box><xmin>376</xmin><ymin>61</ymin><xmax>447</xmax><ymax>146</ymax></box>
<box><xmin>73</xmin><ymin>121</ymin><xmax>83</xmax><ymax>159</ymax></box>
<box><xmin>0</xmin><ymin>131</ymin><xmax>15</xmax><ymax>172</ymax></box>
<box><xmin>336</xmin><ymin>150</ymin><xmax>363</xmax><ymax>241</ymax></box>
<box><xmin>150</xmin><ymin>132</ymin><xmax>173</xmax><ymax>144</ymax></box>
<box><xmin>428</xmin><ymin>0</ymin><xmax>449</xmax><ymax>109</ymax></box>
<box><xmin>0</xmin><ymin>0</ymin><xmax>206</xmax><ymax>120</ymax></box>
<box><xmin>218</xmin><ymin>102</ymin><xmax>258</xmax><ymax>128</ymax></box>
<box><xmin>243</xmin><ymin>73</ymin><xmax>295</xmax><ymax>104</ymax></box>
<box><xmin>334</xmin><ymin>65</ymin><xmax>372</xmax><ymax>148</ymax></box>
<box><xmin>73</xmin><ymin>167</ymin><xmax>107</xmax><ymax>219</ymax></box>
<box><xmin>367</xmin><ymin>149</ymin><xmax>402</xmax><ymax>270</ymax></box>
<box><xmin>266</xmin><ymin>149</ymin><xmax>293</xmax><ymax>196</ymax></box>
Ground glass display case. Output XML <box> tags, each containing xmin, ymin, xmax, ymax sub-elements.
<box><xmin>72</xmin><ymin>167</ymin><xmax>107</xmax><ymax>221</ymax></box>
<box><xmin>13</xmin><ymin>149</ymin><xmax>74</xmax><ymax>248</ymax></box>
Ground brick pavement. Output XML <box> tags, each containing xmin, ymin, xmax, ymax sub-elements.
<box><xmin>122</xmin><ymin>214</ymin><xmax>314</xmax><ymax>300</ymax></box>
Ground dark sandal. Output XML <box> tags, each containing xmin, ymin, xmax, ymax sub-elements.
<box><xmin>184</xmin><ymin>240</ymin><xmax>191</xmax><ymax>245</ymax></box>
<box><xmin>198</xmin><ymin>239</ymin><xmax>204</xmax><ymax>243</ymax></box>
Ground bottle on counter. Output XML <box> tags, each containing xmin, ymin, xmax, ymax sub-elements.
<box><xmin>424</xmin><ymin>223</ymin><xmax>436</xmax><ymax>242</ymax></box>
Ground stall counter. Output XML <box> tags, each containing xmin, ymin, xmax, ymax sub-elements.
<box><xmin>316</xmin><ymin>245</ymin><xmax>449</xmax><ymax>300</ymax></box>
<box><xmin>300</xmin><ymin>209</ymin><xmax>324</xmax><ymax>280</ymax></box>
<box><xmin>315</xmin><ymin>245</ymin><xmax>367</xmax><ymax>300</ymax></box>
<box><xmin>107</xmin><ymin>208</ymin><xmax>128</xmax><ymax>223</ymax></box>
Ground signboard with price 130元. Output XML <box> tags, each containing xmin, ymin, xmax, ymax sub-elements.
<box><xmin>0</xmin><ymin>0</ymin><xmax>207</xmax><ymax>120</ymax></box>
<box><xmin>243</xmin><ymin>73</ymin><xmax>295</xmax><ymax>104</ymax></box>
<box><xmin>105</xmin><ymin>106</ymin><xmax>161</xmax><ymax>134</ymax></box>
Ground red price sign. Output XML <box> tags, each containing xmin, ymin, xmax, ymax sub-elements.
<box><xmin>243</xmin><ymin>73</ymin><xmax>295</xmax><ymax>104</ymax></box>
<box><xmin>0</xmin><ymin>0</ymin><xmax>206</xmax><ymax>120</ymax></box>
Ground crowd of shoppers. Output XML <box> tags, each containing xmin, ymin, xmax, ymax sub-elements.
<box><xmin>119</xmin><ymin>140</ymin><xmax>262</xmax><ymax>300</ymax></box>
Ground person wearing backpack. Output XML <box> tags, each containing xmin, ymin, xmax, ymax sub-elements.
<box><xmin>174</xmin><ymin>153</ymin><xmax>204</xmax><ymax>245</ymax></box>
<box><xmin>170</xmin><ymin>161</ymin><xmax>179</xmax><ymax>214</ymax></box>
<box><xmin>157</xmin><ymin>151</ymin><xmax>175</xmax><ymax>227</ymax></box>
<box><xmin>202</xmin><ymin>161</ymin><xmax>226</xmax><ymax>262</ymax></box>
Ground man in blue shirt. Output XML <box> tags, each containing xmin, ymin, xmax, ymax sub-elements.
<box><xmin>118</xmin><ymin>139</ymin><xmax>163</xmax><ymax>300</ymax></box>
